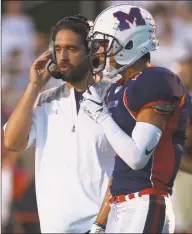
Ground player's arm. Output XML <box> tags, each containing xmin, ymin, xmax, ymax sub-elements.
<box><xmin>90</xmin><ymin>177</ymin><xmax>112</xmax><ymax>233</ymax></box>
<box><xmin>4</xmin><ymin>51</ymin><xmax>51</xmax><ymax>152</ymax></box>
<box><xmin>99</xmin><ymin>104</ymin><xmax>174</xmax><ymax>170</ymax></box>
<box><xmin>82</xmin><ymin>70</ymin><xmax>185</xmax><ymax>170</ymax></box>
<box><xmin>82</xmin><ymin>87</ymin><xmax>175</xmax><ymax>170</ymax></box>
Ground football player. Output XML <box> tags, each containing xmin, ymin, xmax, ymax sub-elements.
<box><xmin>81</xmin><ymin>4</ymin><xmax>189</xmax><ymax>233</ymax></box>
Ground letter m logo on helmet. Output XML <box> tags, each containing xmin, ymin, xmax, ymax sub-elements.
<box><xmin>113</xmin><ymin>8</ymin><xmax>146</xmax><ymax>31</ymax></box>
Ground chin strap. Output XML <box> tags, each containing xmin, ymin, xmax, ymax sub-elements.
<box><xmin>102</xmin><ymin>66</ymin><xmax>122</xmax><ymax>83</ymax></box>
<box><xmin>104</xmin><ymin>63</ymin><xmax>129</xmax><ymax>79</ymax></box>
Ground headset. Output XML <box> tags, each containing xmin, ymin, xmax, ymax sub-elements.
<box><xmin>47</xmin><ymin>14</ymin><xmax>92</xmax><ymax>79</ymax></box>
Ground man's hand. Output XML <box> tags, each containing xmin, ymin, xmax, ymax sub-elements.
<box><xmin>29</xmin><ymin>51</ymin><xmax>54</xmax><ymax>90</ymax></box>
<box><xmin>81</xmin><ymin>86</ymin><xmax>110</xmax><ymax>123</ymax></box>
<box><xmin>90</xmin><ymin>222</ymin><xmax>106</xmax><ymax>233</ymax></box>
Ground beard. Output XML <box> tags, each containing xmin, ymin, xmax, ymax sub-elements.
<box><xmin>58</xmin><ymin>57</ymin><xmax>89</xmax><ymax>84</ymax></box>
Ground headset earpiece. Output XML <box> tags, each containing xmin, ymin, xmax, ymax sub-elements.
<box><xmin>48</xmin><ymin>40</ymin><xmax>56</xmax><ymax>64</ymax></box>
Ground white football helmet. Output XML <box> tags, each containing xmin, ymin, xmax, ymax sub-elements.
<box><xmin>87</xmin><ymin>4</ymin><xmax>159</xmax><ymax>78</ymax></box>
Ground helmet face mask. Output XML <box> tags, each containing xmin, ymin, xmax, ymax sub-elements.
<box><xmin>88</xmin><ymin>31</ymin><xmax>123</xmax><ymax>76</ymax></box>
<box><xmin>87</xmin><ymin>4</ymin><xmax>159</xmax><ymax>78</ymax></box>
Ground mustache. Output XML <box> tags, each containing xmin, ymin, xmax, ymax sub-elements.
<box><xmin>58</xmin><ymin>62</ymin><xmax>73</xmax><ymax>69</ymax></box>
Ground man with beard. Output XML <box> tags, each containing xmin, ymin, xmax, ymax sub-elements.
<box><xmin>3</xmin><ymin>15</ymin><xmax>115</xmax><ymax>233</ymax></box>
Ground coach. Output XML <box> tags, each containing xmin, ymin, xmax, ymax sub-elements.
<box><xmin>4</xmin><ymin>14</ymin><xmax>115</xmax><ymax>233</ymax></box>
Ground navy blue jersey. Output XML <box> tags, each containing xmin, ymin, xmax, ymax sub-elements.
<box><xmin>106</xmin><ymin>67</ymin><xmax>188</xmax><ymax>196</ymax></box>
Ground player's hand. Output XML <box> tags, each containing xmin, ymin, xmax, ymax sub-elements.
<box><xmin>29</xmin><ymin>51</ymin><xmax>55</xmax><ymax>89</ymax></box>
<box><xmin>81</xmin><ymin>86</ymin><xmax>110</xmax><ymax>123</ymax></box>
<box><xmin>90</xmin><ymin>222</ymin><xmax>106</xmax><ymax>233</ymax></box>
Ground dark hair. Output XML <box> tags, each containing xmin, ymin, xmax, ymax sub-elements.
<box><xmin>140</xmin><ymin>52</ymin><xmax>150</xmax><ymax>62</ymax></box>
<box><xmin>51</xmin><ymin>15</ymin><xmax>90</xmax><ymax>52</ymax></box>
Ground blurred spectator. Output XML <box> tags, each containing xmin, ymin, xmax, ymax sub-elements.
<box><xmin>2</xmin><ymin>1</ymin><xmax>36</xmax><ymax>123</ymax></box>
<box><xmin>105</xmin><ymin>1</ymin><xmax>170</xmax><ymax>10</ymax></box>
<box><xmin>150</xmin><ymin>3</ymin><xmax>189</xmax><ymax>70</ymax></box>
<box><xmin>151</xmin><ymin>22</ymin><xmax>188</xmax><ymax>69</ymax></box>
<box><xmin>2</xmin><ymin>3</ymin><xmax>39</xmax><ymax>232</ymax></box>
<box><xmin>2</xmin><ymin>156</ymin><xmax>13</xmax><ymax>231</ymax></box>
<box><xmin>2</xmin><ymin>49</ymin><xmax>30</xmax><ymax>92</ymax></box>
<box><xmin>2</xmin><ymin>129</ymin><xmax>15</xmax><ymax>232</ymax></box>
<box><xmin>2</xmin><ymin>157</ymin><xmax>40</xmax><ymax>234</ymax></box>
<box><xmin>173</xmin><ymin>57</ymin><xmax>192</xmax><ymax>92</ymax></box>
<box><xmin>2</xmin><ymin>0</ymin><xmax>36</xmax><ymax>67</ymax></box>
<box><xmin>2</xmin><ymin>128</ymin><xmax>40</xmax><ymax>234</ymax></box>
<box><xmin>34</xmin><ymin>32</ymin><xmax>49</xmax><ymax>57</ymax></box>
<box><xmin>172</xmin><ymin>1</ymin><xmax>192</xmax><ymax>54</ymax></box>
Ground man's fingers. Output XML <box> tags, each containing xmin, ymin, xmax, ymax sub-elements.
<box><xmin>34</xmin><ymin>58</ymin><xmax>49</xmax><ymax>67</ymax></box>
<box><xmin>35</xmin><ymin>51</ymin><xmax>51</xmax><ymax>62</ymax></box>
<box><xmin>33</xmin><ymin>51</ymin><xmax>52</xmax><ymax>70</ymax></box>
<box><xmin>34</xmin><ymin>51</ymin><xmax>52</xmax><ymax>62</ymax></box>
<box><xmin>41</xmin><ymin>50</ymin><xmax>52</xmax><ymax>57</ymax></box>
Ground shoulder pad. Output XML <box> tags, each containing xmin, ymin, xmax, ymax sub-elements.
<box><xmin>127</xmin><ymin>67</ymin><xmax>185</xmax><ymax>112</ymax></box>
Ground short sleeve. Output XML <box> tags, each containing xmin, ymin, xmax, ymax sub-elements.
<box><xmin>3</xmin><ymin>98</ymin><xmax>40</xmax><ymax>151</ymax></box>
<box><xmin>24</xmin><ymin>108</ymin><xmax>37</xmax><ymax>150</ymax></box>
<box><xmin>127</xmin><ymin>67</ymin><xmax>185</xmax><ymax>112</ymax></box>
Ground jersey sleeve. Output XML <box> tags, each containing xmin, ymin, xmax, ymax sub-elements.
<box><xmin>127</xmin><ymin>67</ymin><xmax>185</xmax><ymax>113</ymax></box>
<box><xmin>24</xmin><ymin>93</ymin><xmax>44</xmax><ymax>150</ymax></box>
<box><xmin>3</xmin><ymin>114</ymin><xmax>36</xmax><ymax>151</ymax></box>
<box><xmin>3</xmin><ymin>97</ymin><xmax>40</xmax><ymax>151</ymax></box>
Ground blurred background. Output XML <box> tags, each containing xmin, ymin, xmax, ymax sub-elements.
<box><xmin>1</xmin><ymin>0</ymin><xmax>192</xmax><ymax>233</ymax></box>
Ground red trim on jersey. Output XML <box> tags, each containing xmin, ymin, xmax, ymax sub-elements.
<box><xmin>140</xmin><ymin>100</ymin><xmax>176</xmax><ymax>116</ymax></box>
<box><xmin>151</xmin><ymin>133</ymin><xmax>174</xmax><ymax>191</ymax></box>
<box><xmin>179</xmin><ymin>92</ymin><xmax>186</xmax><ymax>108</ymax></box>
<box><xmin>151</xmin><ymin>105</ymin><xmax>182</xmax><ymax>191</ymax></box>
<box><xmin>123</xmin><ymin>88</ymin><xmax>139</xmax><ymax>119</ymax></box>
<box><xmin>140</xmin><ymin>91</ymin><xmax>186</xmax><ymax>112</ymax></box>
